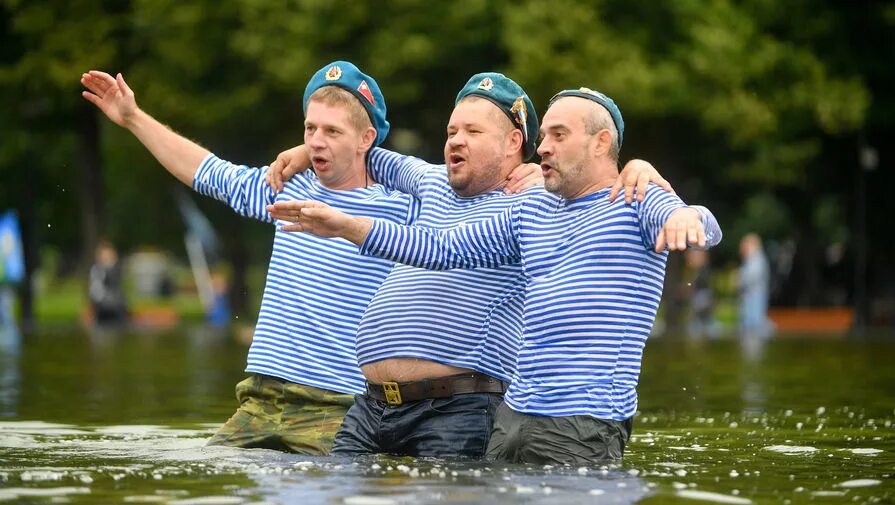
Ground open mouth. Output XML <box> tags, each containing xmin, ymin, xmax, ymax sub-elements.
<box><xmin>447</xmin><ymin>153</ymin><xmax>467</xmax><ymax>169</ymax></box>
<box><xmin>311</xmin><ymin>156</ymin><xmax>330</xmax><ymax>171</ymax></box>
<box><xmin>541</xmin><ymin>162</ymin><xmax>554</xmax><ymax>177</ymax></box>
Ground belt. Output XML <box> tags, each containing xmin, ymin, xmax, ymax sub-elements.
<box><xmin>366</xmin><ymin>372</ymin><xmax>508</xmax><ymax>406</ymax></box>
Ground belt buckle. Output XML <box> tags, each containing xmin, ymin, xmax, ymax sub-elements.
<box><xmin>382</xmin><ymin>382</ymin><xmax>402</xmax><ymax>406</ymax></box>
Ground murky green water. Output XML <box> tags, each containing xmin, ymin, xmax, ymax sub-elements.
<box><xmin>1</xmin><ymin>328</ymin><xmax>893</xmax><ymax>504</ymax></box>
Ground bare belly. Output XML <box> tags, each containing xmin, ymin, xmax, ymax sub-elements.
<box><xmin>362</xmin><ymin>358</ymin><xmax>473</xmax><ymax>384</ymax></box>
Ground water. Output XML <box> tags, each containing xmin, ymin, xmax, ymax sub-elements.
<box><xmin>1</xmin><ymin>328</ymin><xmax>893</xmax><ymax>504</ymax></box>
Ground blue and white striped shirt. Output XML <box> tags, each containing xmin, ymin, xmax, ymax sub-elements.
<box><xmin>361</xmin><ymin>185</ymin><xmax>722</xmax><ymax>419</ymax></box>
<box><xmin>356</xmin><ymin>148</ymin><xmax>537</xmax><ymax>382</ymax></box>
<box><xmin>193</xmin><ymin>154</ymin><xmax>418</xmax><ymax>394</ymax></box>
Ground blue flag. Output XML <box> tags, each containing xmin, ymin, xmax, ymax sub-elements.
<box><xmin>0</xmin><ymin>211</ymin><xmax>24</xmax><ymax>285</ymax></box>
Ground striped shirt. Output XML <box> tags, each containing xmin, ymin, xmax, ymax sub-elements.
<box><xmin>193</xmin><ymin>154</ymin><xmax>418</xmax><ymax>394</ymax></box>
<box><xmin>361</xmin><ymin>185</ymin><xmax>722</xmax><ymax>419</ymax></box>
<box><xmin>356</xmin><ymin>148</ymin><xmax>538</xmax><ymax>382</ymax></box>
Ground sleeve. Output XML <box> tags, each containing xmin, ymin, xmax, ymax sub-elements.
<box><xmin>689</xmin><ymin>205</ymin><xmax>723</xmax><ymax>249</ymax></box>
<box><xmin>191</xmin><ymin>153</ymin><xmax>277</xmax><ymax>223</ymax></box>
<box><xmin>367</xmin><ymin>147</ymin><xmax>439</xmax><ymax>197</ymax></box>
<box><xmin>637</xmin><ymin>184</ymin><xmax>723</xmax><ymax>250</ymax></box>
<box><xmin>359</xmin><ymin>205</ymin><xmax>523</xmax><ymax>270</ymax></box>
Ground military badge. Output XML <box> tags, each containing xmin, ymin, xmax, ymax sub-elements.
<box><xmin>511</xmin><ymin>96</ymin><xmax>528</xmax><ymax>141</ymax></box>
<box><xmin>477</xmin><ymin>77</ymin><xmax>494</xmax><ymax>91</ymax></box>
<box><xmin>357</xmin><ymin>80</ymin><xmax>375</xmax><ymax>106</ymax></box>
<box><xmin>325</xmin><ymin>65</ymin><xmax>342</xmax><ymax>81</ymax></box>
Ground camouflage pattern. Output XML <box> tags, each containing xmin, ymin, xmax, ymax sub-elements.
<box><xmin>207</xmin><ymin>374</ymin><xmax>355</xmax><ymax>455</ymax></box>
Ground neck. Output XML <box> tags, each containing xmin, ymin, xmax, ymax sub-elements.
<box><xmin>320</xmin><ymin>154</ymin><xmax>374</xmax><ymax>190</ymax></box>
<box><xmin>563</xmin><ymin>160</ymin><xmax>618</xmax><ymax>200</ymax></box>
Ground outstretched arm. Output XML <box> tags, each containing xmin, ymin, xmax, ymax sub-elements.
<box><xmin>268</xmin><ymin>200</ymin><xmax>521</xmax><ymax>270</ymax></box>
<box><xmin>81</xmin><ymin>71</ymin><xmax>208</xmax><ymax>187</ymax></box>
<box><xmin>636</xmin><ymin>186</ymin><xmax>722</xmax><ymax>253</ymax></box>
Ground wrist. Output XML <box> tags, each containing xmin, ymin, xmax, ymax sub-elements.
<box><xmin>345</xmin><ymin>217</ymin><xmax>373</xmax><ymax>246</ymax></box>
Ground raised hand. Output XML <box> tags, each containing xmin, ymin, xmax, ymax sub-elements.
<box><xmin>655</xmin><ymin>207</ymin><xmax>706</xmax><ymax>253</ymax></box>
<box><xmin>81</xmin><ymin>71</ymin><xmax>138</xmax><ymax>127</ymax></box>
<box><xmin>608</xmin><ymin>159</ymin><xmax>675</xmax><ymax>204</ymax></box>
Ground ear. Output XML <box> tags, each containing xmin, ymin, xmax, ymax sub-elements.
<box><xmin>593</xmin><ymin>129</ymin><xmax>613</xmax><ymax>157</ymax></box>
<box><xmin>358</xmin><ymin>126</ymin><xmax>377</xmax><ymax>154</ymax></box>
<box><xmin>505</xmin><ymin>128</ymin><xmax>524</xmax><ymax>158</ymax></box>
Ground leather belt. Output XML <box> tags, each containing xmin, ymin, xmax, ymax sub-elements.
<box><xmin>366</xmin><ymin>372</ymin><xmax>508</xmax><ymax>406</ymax></box>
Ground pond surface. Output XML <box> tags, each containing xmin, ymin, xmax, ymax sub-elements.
<box><xmin>0</xmin><ymin>328</ymin><xmax>893</xmax><ymax>504</ymax></box>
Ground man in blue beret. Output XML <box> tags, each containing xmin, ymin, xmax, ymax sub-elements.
<box><xmin>266</xmin><ymin>74</ymin><xmax>675</xmax><ymax>458</ymax></box>
<box><xmin>80</xmin><ymin>61</ymin><xmax>418</xmax><ymax>455</ymax></box>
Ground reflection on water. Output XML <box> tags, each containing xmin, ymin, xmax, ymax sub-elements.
<box><xmin>0</xmin><ymin>329</ymin><xmax>893</xmax><ymax>504</ymax></box>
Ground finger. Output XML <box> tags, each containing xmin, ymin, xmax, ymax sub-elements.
<box><xmin>623</xmin><ymin>173</ymin><xmax>636</xmax><ymax>204</ymax></box>
<box><xmin>697</xmin><ymin>224</ymin><xmax>706</xmax><ymax>248</ymax></box>
<box><xmin>687</xmin><ymin>220</ymin><xmax>698</xmax><ymax>246</ymax></box>
<box><xmin>607</xmin><ymin>177</ymin><xmax>623</xmax><ymax>202</ymax></box>
<box><xmin>636</xmin><ymin>172</ymin><xmax>650</xmax><ymax>202</ymax></box>
<box><xmin>280</xmin><ymin>223</ymin><xmax>304</xmax><ymax>233</ymax></box>
<box><xmin>87</xmin><ymin>71</ymin><xmax>116</xmax><ymax>90</ymax></box>
<box><xmin>518</xmin><ymin>171</ymin><xmax>542</xmax><ymax>192</ymax></box>
<box><xmin>657</xmin><ymin>176</ymin><xmax>675</xmax><ymax>195</ymax></box>
<box><xmin>116</xmin><ymin>73</ymin><xmax>133</xmax><ymax>96</ymax></box>
<box><xmin>273</xmin><ymin>160</ymin><xmax>284</xmax><ymax>191</ymax></box>
<box><xmin>81</xmin><ymin>91</ymin><xmax>102</xmax><ymax>108</ymax></box>
<box><xmin>81</xmin><ymin>75</ymin><xmax>108</xmax><ymax>96</ymax></box>
<box><xmin>267</xmin><ymin>161</ymin><xmax>280</xmax><ymax>191</ymax></box>
<box><xmin>505</xmin><ymin>171</ymin><xmax>534</xmax><ymax>194</ymax></box>
<box><xmin>655</xmin><ymin>228</ymin><xmax>666</xmax><ymax>253</ymax></box>
<box><xmin>676</xmin><ymin>220</ymin><xmax>687</xmax><ymax>250</ymax></box>
<box><xmin>301</xmin><ymin>207</ymin><xmax>327</xmax><ymax>218</ymax></box>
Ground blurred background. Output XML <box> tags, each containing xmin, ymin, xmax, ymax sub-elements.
<box><xmin>1</xmin><ymin>0</ymin><xmax>893</xmax><ymax>338</ymax></box>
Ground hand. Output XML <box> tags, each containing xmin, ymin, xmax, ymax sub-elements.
<box><xmin>504</xmin><ymin>162</ymin><xmax>543</xmax><ymax>194</ymax></box>
<box><xmin>267</xmin><ymin>200</ymin><xmax>372</xmax><ymax>244</ymax></box>
<box><xmin>266</xmin><ymin>145</ymin><xmax>310</xmax><ymax>192</ymax></box>
<box><xmin>655</xmin><ymin>207</ymin><xmax>706</xmax><ymax>253</ymax></box>
<box><xmin>81</xmin><ymin>71</ymin><xmax>138</xmax><ymax>128</ymax></box>
<box><xmin>608</xmin><ymin>159</ymin><xmax>675</xmax><ymax>204</ymax></box>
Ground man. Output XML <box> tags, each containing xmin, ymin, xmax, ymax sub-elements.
<box><xmin>80</xmin><ymin>61</ymin><xmax>418</xmax><ymax>454</ymax></box>
<box><xmin>268</xmin><ymin>75</ymin><xmax>676</xmax><ymax>458</ymax></box>
<box><xmin>272</xmin><ymin>87</ymin><xmax>722</xmax><ymax>464</ymax></box>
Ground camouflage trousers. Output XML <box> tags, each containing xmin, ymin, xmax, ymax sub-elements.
<box><xmin>207</xmin><ymin>374</ymin><xmax>355</xmax><ymax>455</ymax></box>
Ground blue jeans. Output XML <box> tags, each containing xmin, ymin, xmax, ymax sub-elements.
<box><xmin>332</xmin><ymin>392</ymin><xmax>503</xmax><ymax>458</ymax></box>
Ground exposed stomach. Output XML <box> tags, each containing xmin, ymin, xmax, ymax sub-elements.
<box><xmin>362</xmin><ymin>358</ymin><xmax>474</xmax><ymax>384</ymax></box>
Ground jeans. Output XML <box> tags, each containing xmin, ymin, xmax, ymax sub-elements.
<box><xmin>332</xmin><ymin>392</ymin><xmax>503</xmax><ymax>458</ymax></box>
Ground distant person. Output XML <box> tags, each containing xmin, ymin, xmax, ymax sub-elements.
<box><xmin>738</xmin><ymin>233</ymin><xmax>774</xmax><ymax>342</ymax></box>
<box><xmin>0</xmin><ymin>210</ymin><xmax>25</xmax><ymax>345</ymax></box>
<box><xmin>684</xmin><ymin>249</ymin><xmax>720</xmax><ymax>339</ymax></box>
<box><xmin>88</xmin><ymin>240</ymin><xmax>129</xmax><ymax>326</ymax></box>
<box><xmin>206</xmin><ymin>270</ymin><xmax>230</xmax><ymax>328</ymax></box>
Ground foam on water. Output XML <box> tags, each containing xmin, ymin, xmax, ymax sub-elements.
<box><xmin>676</xmin><ymin>489</ymin><xmax>752</xmax><ymax>504</ymax></box>
<box><xmin>845</xmin><ymin>448</ymin><xmax>883</xmax><ymax>455</ymax></box>
<box><xmin>838</xmin><ymin>479</ymin><xmax>882</xmax><ymax>488</ymax></box>
<box><xmin>0</xmin><ymin>486</ymin><xmax>91</xmax><ymax>501</ymax></box>
<box><xmin>762</xmin><ymin>445</ymin><xmax>819</xmax><ymax>454</ymax></box>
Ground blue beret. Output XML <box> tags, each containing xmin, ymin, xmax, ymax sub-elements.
<box><xmin>455</xmin><ymin>72</ymin><xmax>539</xmax><ymax>161</ymax></box>
<box><xmin>303</xmin><ymin>61</ymin><xmax>390</xmax><ymax>146</ymax></box>
<box><xmin>549</xmin><ymin>88</ymin><xmax>624</xmax><ymax>148</ymax></box>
